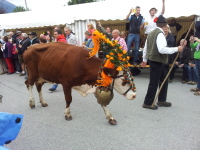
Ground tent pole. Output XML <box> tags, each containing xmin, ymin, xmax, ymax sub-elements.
<box><xmin>25</xmin><ymin>0</ymin><xmax>28</xmax><ymax>10</ymax></box>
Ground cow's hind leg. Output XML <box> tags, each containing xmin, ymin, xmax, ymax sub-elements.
<box><xmin>35</xmin><ymin>81</ymin><xmax>48</xmax><ymax>107</ymax></box>
<box><xmin>25</xmin><ymin>80</ymin><xmax>36</xmax><ymax>109</ymax></box>
<box><xmin>62</xmin><ymin>84</ymin><xmax>73</xmax><ymax>120</ymax></box>
<box><xmin>102</xmin><ymin>106</ymin><xmax>117</xmax><ymax>125</ymax></box>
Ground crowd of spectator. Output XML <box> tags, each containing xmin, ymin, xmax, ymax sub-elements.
<box><xmin>0</xmin><ymin>0</ymin><xmax>200</xmax><ymax>98</ymax></box>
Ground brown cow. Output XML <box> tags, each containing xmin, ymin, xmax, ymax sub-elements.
<box><xmin>24</xmin><ymin>42</ymin><xmax>136</xmax><ymax>125</ymax></box>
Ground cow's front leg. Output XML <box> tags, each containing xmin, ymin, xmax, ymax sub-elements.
<box><xmin>64</xmin><ymin>107</ymin><xmax>72</xmax><ymax>120</ymax></box>
<box><xmin>62</xmin><ymin>84</ymin><xmax>73</xmax><ymax>120</ymax></box>
<box><xmin>35</xmin><ymin>82</ymin><xmax>48</xmax><ymax>107</ymax></box>
<box><xmin>102</xmin><ymin>106</ymin><xmax>117</xmax><ymax>125</ymax></box>
<box><xmin>28</xmin><ymin>85</ymin><xmax>35</xmax><ymax>109</ymax></box>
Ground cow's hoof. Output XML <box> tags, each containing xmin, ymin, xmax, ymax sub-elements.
<box><xmin>108</xmin><ymin>119</ymin><xmax>117</xmax><ymax>125</ymax></box>
<box><xmin>65</xmin><ymin>116</ymin><xmax>72</xmax><ymax>121</ymax></box>
<box><xmin>41</xmin><ymin>103</ymin><xmax>48</xmax><ymax>107</ymax></box>
<box><xmin>30</xmin><ymin>105</ymin><xmax>35</xmax><ymax>109</ymax></box>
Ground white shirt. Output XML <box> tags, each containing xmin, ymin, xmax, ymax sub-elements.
<box><xmin>144</xmin><ymin>13</ymin><xmax>160</xmax><ymax>34</ymax></box>
<box><xmin>66</xmin><ymin>33</ymin><xmax>77</xmax><ymax>45</ymax></box>
<box><xmin>143</xmin><ymin>27</ymin><xmax>178</xmax><ymax>62</ymax></box>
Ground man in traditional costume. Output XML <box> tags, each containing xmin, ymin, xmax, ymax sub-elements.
<box><xmin>141</xmin><ymin>15</ymin><xmax>183</xmax><ymax>110</ymax></box>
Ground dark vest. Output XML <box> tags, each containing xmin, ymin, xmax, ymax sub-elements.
<box><xmin>129</xmin><ymin>14</ymin><xmax>143</xmax><ymax>34</ymax></box>
<box><xmin>146</xmin><ymin>28</ymin><xmax>168</xmax><ymax>64</ymax></box>
<box><xmin>31</xmin><ymin>37</ymin><xmax>40</xmax><ymax>45</ymax></box>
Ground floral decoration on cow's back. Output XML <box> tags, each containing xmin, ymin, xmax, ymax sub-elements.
<box><xmin>88</xmin><ymin>30</ymin><xmax>132</xmax><ymax>88</ymax></box>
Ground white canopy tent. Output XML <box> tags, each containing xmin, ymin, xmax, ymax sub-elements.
<box><xmin>62</xmin><ymin>0</ymin><xmax>200</xmax><ymax>22</ymax></box>
<box><xmin>0</xmin><ymin>0</ymin><xmax>199</xmax><ymax>44</ymax></box>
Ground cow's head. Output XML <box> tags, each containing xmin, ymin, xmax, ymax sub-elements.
<box><xmin>103</xmin><ymin>67</ymin><xmax>136</xmax><ymax>100</ymax></box>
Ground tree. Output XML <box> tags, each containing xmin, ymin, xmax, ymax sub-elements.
<box><xmin>12</xmin><ymin>6</ymin><xmax>30</xmax><ymax>12</ymax></box>
<box><xmin>68</xmin><ymin>0</ymin><xmax>96</xmax><ymax>5</ymax></box>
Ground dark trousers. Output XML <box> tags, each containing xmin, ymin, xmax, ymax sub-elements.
<box><xmin>170</xmin><ymin>64</ymin><xmax>188</xmax><ymax>81</ymax></box>
<box><xmin>12</xmin><ymin>54</ymin><xmax>22</xmax><ymax>72</ymax></box>
<box><xmin>195</xmin><ymin>59</ymin><xmax>200</xmax><ymax>89</ymax></box>
<box><xmin>144</xmin><ymin>60</ymin><xmax>168</xmax><ymax>105</ymax></box>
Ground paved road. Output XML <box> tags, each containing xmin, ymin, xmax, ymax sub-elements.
<box><xmin>1</xmin><ymin>68</ymin><xmax>200</xmax><ymax>150</ymax></box>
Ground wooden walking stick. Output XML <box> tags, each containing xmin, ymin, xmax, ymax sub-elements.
<box><xmin>151</xmin><ymin>21</ymin><xmax>194</xmax><ymax>107</ymax></box>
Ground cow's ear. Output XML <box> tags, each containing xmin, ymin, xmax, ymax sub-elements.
<box><xmin>103</xmin><ymin>67</ymin><xmax>119</xmax><ymax>78</ymax></box>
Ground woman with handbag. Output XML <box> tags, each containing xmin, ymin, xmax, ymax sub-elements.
<box><xmin>12</xmin><ymin>39</ymin><xmax>21</xmax><ymax>74</ymax></box>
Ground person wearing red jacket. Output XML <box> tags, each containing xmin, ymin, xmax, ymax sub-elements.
<box><xmin>54</xmin><ymin>30</ymin><xmax>67</xmax><ymax>43</ymax></box>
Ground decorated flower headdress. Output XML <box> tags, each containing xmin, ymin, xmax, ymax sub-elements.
<box><xmin>88</xmin><ymin>30</ymin><xmax>136</xmax><ymax>92</ymax></box>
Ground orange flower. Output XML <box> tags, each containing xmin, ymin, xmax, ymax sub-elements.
<box><xmin>118</xmin><ymin>57</ymin><xmax>122</xmax><ymax>60</ymax></box>
<box><xmin>104</xmin><ymin>59</ymin><xmax>114</xmax><ymax>68</ymax></box>
<box><xmin>106</xmin><ymin>55</ymin><xmax>110</xmax><ymax>58</ymax></box>
<box><xmin>109</xmin><ymin>57</ymin><xmax>114</xmax><ymax>60</ymax></box>
<box><xmin>118</xmin><ymin>53</ymin><xmax>123</xmax><ymax>57</ymax></box>
<box><xmin>116</xmin><ymin>66</ymin><xmax>122</xmax><ymax>71</ymax></box>
<box><xmin>109</xmin><ymin>52</ymin><xmax>114</xmax><ymax>55</ymax></box>
<box><xmin>123</xmin><ymin>50</ymin><xmax>127</xmax><ymax>54</ymax></box>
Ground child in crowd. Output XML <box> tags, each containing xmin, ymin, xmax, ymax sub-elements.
<box><xmin>82</xmin><ymin>31</ymin><xmax>91</xmax><ymax>47</ymax></box>
<box><xmin>86</xmin><ymin>23</ymin><xmax>96</xmax><ymax>47</ymax></box>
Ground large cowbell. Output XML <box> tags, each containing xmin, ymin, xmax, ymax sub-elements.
<box><xmin>94</xmin><ymin>87</ymin><xmax>114</xmax><ymax>106</ymax></box>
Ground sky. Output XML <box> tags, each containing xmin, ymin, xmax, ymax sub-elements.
<box><xmin>7</xmin><ymin>0</ymin><xmax>69</xmax><ymax>11</ymax></box>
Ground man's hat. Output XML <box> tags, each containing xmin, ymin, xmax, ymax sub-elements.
<box><xmin>154</xmin><ymin>15</ymin><xmax>167</xmax><ymax>23</ymax></box>
<box><xmin>28</xmin><ymin>31</ymin><xmax>37</xmax><ymax>36</ymax></box>
<box><xmin>15</xmin><ymin>31</ymin><xmax>21</xmax><ymax>36</ymax></box>
<box><xmin>16</xmin><ymin>31</ymin><xmax>21</xmax><ymax>34</ymax></box>
<box><xmin>149</xmin><ymin>7</ymin><xmax>157</xmax><ymax>12</ymax></box>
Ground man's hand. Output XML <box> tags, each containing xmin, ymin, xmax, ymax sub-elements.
<box><xmin>175</xmin><ymin>61</ymin><xmax>179</xmax><ymax>65</ymax></box>
<box><xmin>141</xmin><ymin>61</ymin><xmax>147</xmax><ymax>68</ymax></box>
<box><xmin>140</xmin><ymin>24</ymin><xmax>144</xmax><ymax>29</ymax></box>
<box><xmin>178</xmin><ymin>64</ymin><xmax>184</xmax><ymax>68</ymax></box>
<box><xmin>126</xmin><ymin>8</ymin><xmax>133</xmax><ymax>20</ymax></box>
<box><xmin>82</xmin><ymin>45</ymin><xmax>86</xmax><ymax>48</ymax></box>
<box><xmin>177</xmin><ymin>46</ymin><xmax>183</xmax><ymax>52</ymax></box>
<box><xmin>130</xmin><ymin>8</ymin><xmax>133</xmax><ymax>13</ymax></box>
